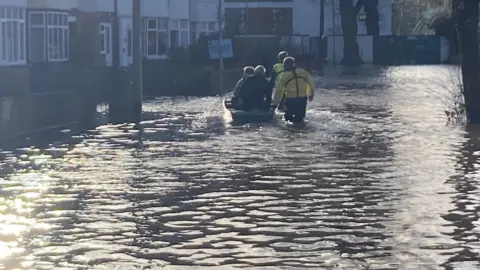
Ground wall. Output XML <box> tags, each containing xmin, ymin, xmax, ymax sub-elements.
<box><xmin>141</xmin><ymin>0</ymin><xmax>168</xmax><ymax>17</ymax></box>
<box><xmin>327</xmin><ymin>35</ymin><xmax>373</xmax><ymax>64</ymax></box>
<box><xmin>77</xmin><ymin>0</ymin><xmax>114</xmax><ymax>12</ymax></box>
<box><xmin>293</xmin><ymin>0</ymin><xmax>393</xmax><ymax>37</ymax></box>
<box><xmin>191</xmin><ymin>0</ymin><xmax>218</xmax><ymax>22</ymax></box>
<box><xmin>117</xmin><ymin>0</ymin><xmax>132</xmax><ymax>16</ymax></box>
<box><xmin>293</xmin><ymin>0</ymin><xmax>320</xmax><ymax>36</ymax></box>
<box><xmin>169</xmin><ymin>0</ymin><xmax>189</xmax><ymax>19</ymax></box>
<box><xmin>27</xmin><ymin>0</ymin><xmax>79</xmax><ymax>10</ymax></box>
<box><xmin>1</xmin><ymin>0</ymin><xmax>27</xmax><ymax>6</ymax></box>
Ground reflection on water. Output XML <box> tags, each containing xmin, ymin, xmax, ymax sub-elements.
<box><xmin>1</xmin><ymin>65</ymin><xmax>479</xmax><ymax>269</ymax></box>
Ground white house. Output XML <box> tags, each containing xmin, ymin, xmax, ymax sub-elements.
<box><xmin>224</xmin><ymin>0</ymin><xmax>393</xmax><ymax>36</ymax></box>
<box><xmin>190</xmin><ymin>0</ymin><xmax>220</xmax><ymax>42</ymax></box>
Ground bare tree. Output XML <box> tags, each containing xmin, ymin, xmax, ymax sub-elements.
<box><xmin>453</xmin><ymin>0</ymin><xmax>480</xmax><ymax>123</ymax></box>
<box><xmin>339</xmin><ymin>0</ymin><xmax>363</xmax><ymax>66</ymax></box>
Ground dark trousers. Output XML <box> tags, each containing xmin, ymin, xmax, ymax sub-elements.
<box><xmin>284</xmin><ymin>97</ymin><xmax>307</xmax><ymax>123</ymax></box>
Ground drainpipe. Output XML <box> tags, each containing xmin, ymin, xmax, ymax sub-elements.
<box><xmin>132</xmin><ymin>0</ymin><xmax>143</xmax><ymax>123</ymax></box>
<box><xmin>110</xmin><ymin>0</ymin><xmax>121</xmax><ymax>122</ymax></box>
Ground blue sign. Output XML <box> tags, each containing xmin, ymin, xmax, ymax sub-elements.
<box><xmin>208</xmin><ymin>39</ymin><xmax>233</xmax><ymax>59</ymax></box>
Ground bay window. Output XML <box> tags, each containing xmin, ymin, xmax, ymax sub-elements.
<box><xmin>180</xmin><ymin>19</ymin><xmax>189</xmax><ymax>48</ymax></box>
<box><xmin>190</xmin><ymin>22</ymin><xmax>196</xmax><ymax>44</ymax></box>
<box><xmin>0</xmin><ymin>6</ymin><xmax>26</xmax><ymax>65</ymax></box>
<box><xmin>144</xmin><ymin>18</ymin><xmax>168</xmax><ymax>58</ymax></box>
<box><xmin>170</xmin><ymin>19</ymin><xmax>179</xmax><ymax>49</ymax></box>
<box><xmin>190</xmin><ymin>21</ymin><xmax>216</xmax><ymax>43</ymax></box>
<box><xmin>208</xmin><ymin>22</ymin><xmax>216</xmax><ymax>33</ymax></box>
<box><xmin>28</xmin><ymin>11</ymin><xmax>69</xmax><ymax>62</ymax></box>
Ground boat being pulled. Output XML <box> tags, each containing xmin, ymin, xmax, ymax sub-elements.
<box><xmin>223</xmin><ymin>97</ymin><xmax>276</xmax><ymax>123</ymax></box>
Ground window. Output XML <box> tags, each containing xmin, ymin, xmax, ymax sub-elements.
<box><xmin>180</xmin><ymin>19</ymin><xmax>189</xmax><ymax>48</ymax></box>
<box><xmin>190</xmin><ymin>22</ymin><xmax>197</xmax><ymax>44</ymax></box>
<box><xmin>191</xmin><ymin>22</ymin><xmax>209</xmax><ymax>43</ymax></box>
<box><xmin>99</xmin><ymin>23</ymin><xmax>111</xmax><ymax>55</ymax></box>
<box><xmin>169</xmin><ymin>19</ymin><xmax>180</xmax><ymax>49</ymax></box>
<box><xmin>100</xmin><ymin>23</ymin><xmax>112</xmax><ymax>66</ymax></box>
<box><xmin>28</xmin><ymin>11</ymin><xmax>69</xmax><ymax>62</ymax></box>
<box><xmin>208</xmin><ymin>22</ymin><xmax>215</xmax><ymax>32</ymax></box>
<box><xmin>29</xmin><ymin>12</ymin><xmax>45</xmax><ymax>62</ymax></box>
<box><xmin>0</xmin><ymin>6</ymin><xmax>26</xmax><ymax>65</ymax></box>
<box><xmin>144</xmin><ymin>18</ymin><xmax>168</xmax><ymax>57</ymax></box>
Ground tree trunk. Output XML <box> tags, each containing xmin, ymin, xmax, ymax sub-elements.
<box><xmin>453</xmin><ymin>0</ymin><xmax>480</xmax><ymax>123</ymax></box>
<box><xmin>318</xmin><ymin>0</ymin><xmax>325</xmax><ymax>71</ymax></box>
<box><xmin>363</xmin><ymin>0</ymin><xmax>379</xmax><ymax>35</ymax></box>
<box><xmin>339</xmin><ymin>0</ymin><xmax>363</xmax><ymax>67</ymax></box>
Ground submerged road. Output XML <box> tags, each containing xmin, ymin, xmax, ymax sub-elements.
<box><xmin>1</xmin><ymin>65</ymin><xmax>479</xmax><ymax>270</ymax></box>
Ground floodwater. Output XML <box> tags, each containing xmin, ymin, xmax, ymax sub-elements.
<box><xmin>1</xmin><ymin>65</ymin><xmax>479</xmax><ymax>270</ymax></box>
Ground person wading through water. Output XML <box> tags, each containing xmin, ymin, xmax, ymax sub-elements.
<box><xmin>270</xmin><ymin>51</ymin><xmax>289</xmax><ymax>111</ymax></box>
<box><xmin>273</xmin><ymin>57</ymin><xmax>314</xmax><ymax>123</ymax></box>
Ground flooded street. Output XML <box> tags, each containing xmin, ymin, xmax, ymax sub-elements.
<box><xmin>1</xmin><ymin>65</ymin><xmax>480</xmax><ymax>269</ymax></box>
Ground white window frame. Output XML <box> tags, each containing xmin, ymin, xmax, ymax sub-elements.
<box><xmin>169</xmin><ymin>19</ymin><xmax>180</xmax><ymax>49</ymax></box>
<box><xmin>46</xmin><ymin>11</ymin><xmax>69</xmax><ymax>62</ymax></box>
<box><xmin>28</xmin><ymin>11</ymin><xmax>45</xmax><ymax>62</ymax></box>
<box><xmin>28</xmin><ymin>10</ymin><xmax>69</xmax><ymax>63</ymax></box>
<box><xmin>208</xmin><ymin>22</ymin><xmax>216</xmax><ymax>33</ymax></box>
<box><xmin>198</xmin><ymin>22</ymin><xmax>207</xmax><ymax>38</ymax></box>
<box><xmin>0</xmin><ymin>6</ymin><xmax>27</xmax><ymax>66</ymax></box>
<box><xmin>179</xmin><ymin>19</ymin><xmax>189</xmax><ymax>48</ymax></box>
<box><xmin>144</xmin><ymin>17</ymin><xmax>168</xmax><ymax>59</ymax></box>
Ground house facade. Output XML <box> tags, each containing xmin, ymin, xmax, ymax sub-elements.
<box><xmin>224</xmin><ymin>0</ymin><xmax>393</xmax><ymax>36</ymax></box>
<box><xmin>0</xmin><ymin>0</ymin><xmax>223</xmax><ymax>144</ymax></box>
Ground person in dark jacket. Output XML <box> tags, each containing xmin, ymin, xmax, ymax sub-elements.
<box><xmin>232</xmin><ymin>66</ymin><xmax>255</xmax><ymax>109</ymax></box>
<box><xmin>238</xmin><ymin>65</ymin><xmax>272</xmax><ymax>111</ymax></box>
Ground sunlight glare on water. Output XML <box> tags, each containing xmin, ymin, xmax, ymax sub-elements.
<box><xmin>1</xmin><ymin>65</ymin><xmax>479</xmax><ymax>270</ymax></box>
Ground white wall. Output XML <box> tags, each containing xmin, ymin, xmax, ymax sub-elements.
<box><xmin>141</xmin><ymin>0</ymin><xmax>168</xmax><ymax>17</ymax></box>
<box><xmin>327</xmin><ymin>35</ymin><xmax>374</xmax><ymax>64</ymax></box>
<box><xmin>357</xmin><ymin>0</ymin><xmax>393</xmax><ymax>36</ymax></box>
<box><xmin>1</xmin><ymin>0</ymin><xmax>27</xmax><ymax>7</ymax></box>
<box><xmin>292</xmin><ymin>0</ymin><xmax>393</xmax><ymax>37</ymax></box>
<box><xmin>293</xmin><ymin>0</ymin><xmax>319</xmax><ymax>36</ymax></box>
<box><xmin>27</xmin><ymin>0</ymin><xmax>79</xmax><ymax>10</ymax></box>
<box><xmin>117</xmin><ymin>0</ymin><xmax>132</xmax><ymax>16</ymax></box>
<box><xmin>77</xmin><ymin>0</ymin><xmax>114</xmax><ymax>12</ymax></box>
<box><xmin>191</xmin><ymin>0</ymin><xmax>218</xmax><ymax>22</ymax></box>
<box><xmin>169</xmin><ymin>0</ymin><xmax>189</xmax><ymax>19</ymax></box>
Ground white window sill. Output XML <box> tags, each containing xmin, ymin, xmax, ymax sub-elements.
<box><xmin>0</xmin><ymin>62</ymin><xmax>28</xmax><ymax>67</ymax></box>
<box><xmin>145</xmin><ymin>55</ymin><xmax>169</xmax><ymax>60</ymax></box>
<box><xmin>47</xmin><ymin>59</ymin><xmax>69</xmax><ymax>62</ymax></box>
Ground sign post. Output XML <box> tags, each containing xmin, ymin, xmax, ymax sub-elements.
<box><xmin>332</xmin><ymin>0</ymin><xmax>336</xmax><ymax>68</ymax></box>
<box><xmin>218</xmin><ymin>0</ymin><xmax>224</xmax><ymax>93</ymax></box>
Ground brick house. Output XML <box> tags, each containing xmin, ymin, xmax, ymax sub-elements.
<box><xmin>0</xmin><ymin>0</ymin><xmax>223</xmax><ymax>143</ymax></box>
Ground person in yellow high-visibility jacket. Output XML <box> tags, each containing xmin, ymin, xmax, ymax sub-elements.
<box><xmin>269</xmin><ymin>51</ymin><xmax>289</xmax><ymax>111</ymax></box>
<box><xmin>269</xmin><ymin>51</ymin><xmax>288</xmax><ymax>88</ymax></box>
<box><xmin>273</xmin><ymin>57</ymin><xmax>314</xmax><ymax>123</ymax></box>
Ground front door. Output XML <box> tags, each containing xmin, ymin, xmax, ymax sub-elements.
<box><xmin>119</xmin><ymin>17</ymin><xmax>133</xmax><ymax>67</ymax></box>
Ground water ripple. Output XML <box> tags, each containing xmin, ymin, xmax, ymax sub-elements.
<box><xmin>1</xmin><ymin>66</ymin><xmax>479</xmax><ymax>269</ymax></box>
